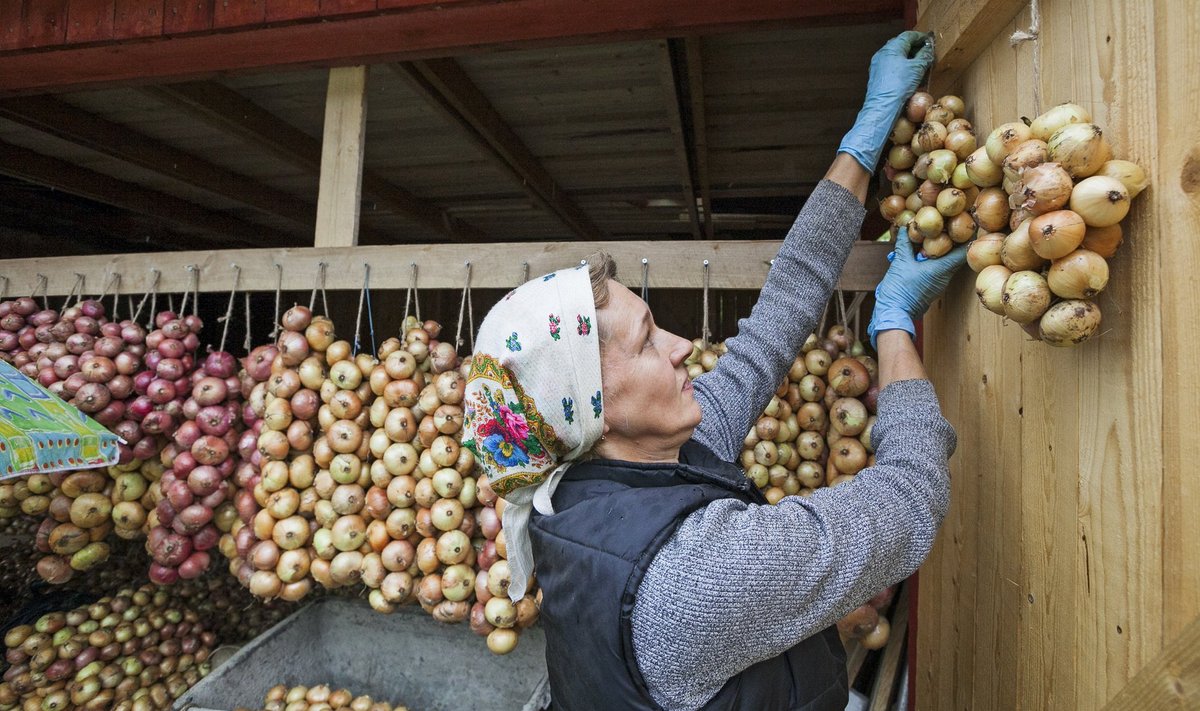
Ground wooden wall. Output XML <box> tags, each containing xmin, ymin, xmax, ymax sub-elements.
<box><xmin>917</xmin><ymin>0</ymin><xmax>1200</xmax><ymax>708</ymax></box>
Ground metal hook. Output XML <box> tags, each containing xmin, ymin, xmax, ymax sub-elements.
<box><xmin>641</xmin><ymin>258</ymin><xmax>650</xmax><ymax>302</ymax></box>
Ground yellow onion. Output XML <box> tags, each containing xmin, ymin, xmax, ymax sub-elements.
<box><xmin>967</xmin><ymin>233</ymin><xmax>1005</xmax><ymax>272</ymax></box>
<box><xmin>922</xmin><ymin>233</ymin><xmax>953</xmax><ymax>258</ymax></box>
<box><xmin>964</xmin><ymin>147</ymin><xmax>1003</xmax><ymax>187</ymax></box>
<box><xmin>906</xmin><ymin>92</ymin><xmax>934</xmax><ymax>123</ymax></box>
<box><xmin>1002</xmin><ymin>139</ymin><xmax>1049</xmax><ymax>182</ymax></box>
<box><xmin>1002</xmin><ymin>271</ymin><xmax>1052</xmax><ymax>324</ymax></box>
<box><xmin>926</xmin><ymin>149</ymin><xmax>958</xmax><ymax>184</ymax></box>
<box><xmin>1082</xmin><ymin>223</ymin><xmax>1124</xmax><ymax>258</ymax></box>
<box><xmin>1096</xmin><ymin>159</ymin><xmax>1149</xmax><ymax>199</ymax></box>
<box><xmin>1047</xmin><ymin>249</ymin><xmax>1109</xmax><ymax>299</ymax></box>
<box><xmin>1029</xmin><ymin>209</ymin><xmax>1086</xmax><ymax>259</ymax></box>
<box><xmin>917</xmin><ymin>179</ymin><xmax>942</xmax><ymax>207</ymax></box>
<box><xmin>1069</xmin><ymin>175</ymin><xmax>1131</xmax><ymax>227</ymax></box>
<box><xmin>905</xmin><ymin>215</ymin><xmax>925</xmax><ymax>244</ymax></box>
<box><xmin>1039</xmin><ymin>300</ymin><xmax>1102</xmax><ymax>347</ymax></box>
<box><xmin>1009</xmin><ymin>162</ymin><xmax>1073</xmax><ymax>215</ymax></box>
<box><xmin>913</xmin><ymin>206</ymin><xmax>944</xmax><ymax>239</ymax></box>
<box><xmin>887</xmin><ymin>144</ymin><xmax>917</xmax><ymax>170</ymax></box>
<box><xmin>947</xmin><ymin>117</ymin><xmax>973</xmax><ymax>133</ymax></box>
<box><xmin>1048</xmin><ymin>123</ymin><xmax>1111</xmax><ymax>178</ymax></box>
<box><xmin>1001</xmin><ymin>219</ymin><xmax>1046</xmax><ymax>271</ymax></box>
<box><xmin>938</xmin><ymin>95</ymin><xmax>966</xmax><ymax>116</ymax></box>
<box><xmin>944</xmin><ymin>129</ymin><xmax>977</xmax><ymax>160</ymax></box>
<box><xmin>891</xmin><ymin>172</ymin><xmax>918</xmax><ymax>197</ymax></box>
<box><xmin>947</xmin><ymin>212</ymin><xmax>978</xmax><ymax>243</ymax></box>
<box><xmin>890</xmin><ymin>117</ymin><xmax>917</xmax><ymax>145</ymax></box>
<box><xmin>1009</xmin><ymin>206</ymin><xmax>1033</xmax><ymax>232</ymax></box>
<box><xmin>913</xmin><ymin>122</ymin><xmax>948</xmax><ymax>155</ymax></box>
<box><xmin>971</xmin><ymin>187</ymin><xmax>1011</xmax><ymax>232</ymax></box>
<box><xmin>891</xmin><ymin>210</ymin><xmax>915</xmax><ymax>238</ymax></box>
<box><xmin>925</xmin><ymin>103</ymin><xmax>955</xmax><ymax>125</ymax></box>
<box><xmin>975</xmin><ymin>265</ymin><xmax>1013</xmax><ymax>314</ymax></box>
<box><xmin>1030</xmin><ymin>103</ymin><xmax>1091</xmax><ymax>142</ymax></box>
<box><xmin>880</xmin><ymin>195</ymin><xmax>907</xmax><ymax>222</ymax></box>
<box><xmin>951</xmin><ymin>163</ymin><xmax>974</xmax><ymax>190</ymax></box>
<box><xmin>905</xmin><ymin>191</ymin><xmax>924</xmax><ymax>213</ymax></box>
<box><xmin>936</xmin><ymin>188</ymin><xmax>968</xmax><ymax>217</ymax></box>
<box><xmin>985</xmin><ymin>122</ymin><xmax>1033</xmax><ymax>165</ymax></box>
<box><xmin>912</xmin><ymin>152</ymin><xmax>932</xmax><ymax>181</ymax></box>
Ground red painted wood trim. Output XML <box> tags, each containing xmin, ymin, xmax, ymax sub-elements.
<box><xmin>66</xmin><ymin>0</ymin><xmax>115</xmax><ymax>43</ymax></box>
<box><xmin>0</xmin><ymin>0</ymin><xmax>902</xmax><ymax>94</ymax></box>
<box><xmin>21</xmin><ymin>0</ymin><xmax>69</xmax><ymax>48</ymax></box>
<box><xmin>320</xmin><ymin>0</ymin><xmax>377</xmax><ymax>14</ymax></box>
<box><xmin>0</xmin><ymin>4</ymin><xmax>24</xmax><ymax>50</ymax></box>
<box><xmin>114</xmin><ymin>0</ymin><xmax>164</xmax><ymax>39</ymax></box>
<box><xmin>212</xmin><ymin>0</ymin><xmax>265</xmax><ymax>29</ymax></box>
<box><xmin>265</xmin><ymin>0</ymin><xmax>319</xmax><ymax>22</ymax></box>
<box><xmin>163</xmin><ymin>0</ymin><xmax>211</xmax><ymax>33</ymax></box>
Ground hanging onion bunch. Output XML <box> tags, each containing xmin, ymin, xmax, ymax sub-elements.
<box><xmin>879</xmin><ymin>92</ymin><xmax>981</xmax><ymax>258</ymax></box>
<box><xmin>966</xmin><ymin>102</ymin><xmax>1147</xmax><ymax>347</ymax></box>
<box><xmin>146</xmin><ymin>347</ymin><xmax>242</xmax><ymax>585</ymax></box>
<box><xmin>244</xmin><ymin>685</ymin><xmax>407</xmax><ymax>711</ymax></box>
<box><xmin>0</xmin><ymin>584</ymin><xmax>215</xmax><ymax>711</ymax></box>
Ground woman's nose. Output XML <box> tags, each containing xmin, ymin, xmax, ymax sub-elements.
<box><xmin>669</xmin><ymin>333</ymin><xmax>691</xmax><ymax>366</ymax></box>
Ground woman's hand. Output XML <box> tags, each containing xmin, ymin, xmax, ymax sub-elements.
<box><xmin>868</xmin><ymin>227</ymin><xmax>968</xmax><ymax>348</ymax></box>
<box><xmin>838</xmin><ymin>31</ymin><xmax>935</xmax><ymax>173</ymax></box>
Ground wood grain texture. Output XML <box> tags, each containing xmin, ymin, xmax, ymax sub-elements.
<box><xmin>113</xmin><ymin>0</ymin><xmax>163</xmax><ymax>39</ymax></box>
<box><xmin>915</xmin><ymin>0</ymin><xmax>1025</xmax><ymax>92</ymax></box>
<box><xmin>0</xmin><ymin>241</ymin><xmax>893</xmax><ymax>296</ymax></box>
<box><xmin>66</xmin><ymin>0</ymin><xmax>115</xmax><ymax>43</ymax></box>
<box><xmin>163</xmin><ymin>0</ymin><xmax>213</xmax><ymax>33</ymax></box>
<box><xmin>264</xmin><ymin>0</ymin><xmax>318</xmax><ymax>22</ymax></box>
<box><xmin>21</xmin><ymin>0</ymin><xmax>68</xmax><ymax>47</ymax></box>
<box><xmin>211</xmin><ymin>0</ymin><xmax>264</xmax><ymax>28</ymax></box>
<box><xmin>917</xmin><ymin>0</ymin><xmax>1191</xmax><ymax>707</ymax></box>
<box><xmin>1101</xmin><ymin>613</ymin><xmax>1200</xmax><ymax>711</ymax></box>
<box><xmin>314</xmin><ymin>66</ymin><xmax>368</xmax><ymax>248</ymax></box>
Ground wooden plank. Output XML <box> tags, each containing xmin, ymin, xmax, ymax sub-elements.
<box><xmin>0</xmin><ymin>3</ymin><xmax>22</xmax><ymax>50</ymax></box>
<box><xmin>211</xmin><ymin>0</ymin><xmax>264</xmax><ymax>29</ymax></box>
<box><xmin>265</xmin><ymin>0</ymin><xmax>318</xmax><ymax>22</ymax></box>
<box><xmin>163</xmin><ymin>0</ymin><xmax>213</xmax><ymax>33</ymax></box>
<box><xmin>319</xmin><ymin>0</ymin><xmax>375</xmax><ymax>13</ymax></box>
<box><xmin>914</xmin><ymin>0</ymin><xmax>1026</xmax><ymax>93</ymax></box>
<box><xmin>868</xmin><ymin>583</ymin><xmax>910</xmax><ymax>711</ymax></box>
<box><xmin>21</xmin><ymin>0</ymin><xmax>69</xmax><ymax>48</ymax></box>
<box><xmin>314</xmin><ymin>66</ymin><xmax>368</xmax><ymax>248</ymax></box>
<box><xmin>113</xmin><ymin>0</ymin><xmax>163</xmax><ymax>39</ymax></box>
<box><xmin>145</xmin><ymin>81</ymin><xmax>488</xmax><ymax>243</ymax></box>
<box><xmin>0</xmin><ymin>95</ymin><xmax>315</xmax><ymax>232</ymax></box>
<box><xmin>0</xmin><ymin>0</ymin><xmax>903</xmax><ymax>94</ymax></box>
<box><xmin>684</xmin><ymin>37</ymin><xmax>714</xmax><ymax>240</ymax></box>
<box><xmin>1158</xmin><ymin>0</ymin><xmax>1200</xmax><ymax>644</ymax></box>
<box><xmin>0</xmin><ymin>241</ymin><xmax>893</xmax><ymax>295</ymax></box>
<box><xmin>397</xmin><ymin>59</ymin><xmax>604</xmax><ymax>240</ymax></box>
<box><xmin>1102</xmin><ymin>613</ymin><xmax>1200</xmax><ymax>710</ymax></box>
<box><xmin>0</xmin><ymin>139</ymin><xmax>286</xmax><ymax>249</ymax></box>
<box><xmin>658</xmin><ymin>40</ymin><xmax>702</xmax><ymax>240</ymax></box>
<box><xmin>845</xmin><ymin>641</ymin><xmax>869</xmax><ymax>689</ymax></box>
<box><xmin>66</xmin><ymin>0</ymin><xmax>115</xmax><ymax>43</ymax></box>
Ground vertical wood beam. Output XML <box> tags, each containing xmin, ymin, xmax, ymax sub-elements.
<box><xmin>659</xmin><ymin>39</ymin><xmax>702</xmax><ymax>240</ymax></box>
<box><xmin>315</xmin><ymin>66</ymin><xmax>368</xmax><ymax>248</ymax></box>
<box><xmin>684</xmin><ymin>37</ymin><xmax>714</xmax><ymax>240</ymax></box>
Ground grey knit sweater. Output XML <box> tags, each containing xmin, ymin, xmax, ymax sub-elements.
<box><xmin>630</xmin><ymin>180</ymin><xmax>957</xmax><ymax>710</ymax></box>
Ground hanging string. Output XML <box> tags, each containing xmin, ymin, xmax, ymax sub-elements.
<box><xmin>179</xmin><ymin>266</ymin><xmax>196</xmax><ymax>317</ymax></box>
<box><xmin>133</xmin><ymin>269</ymin><xmax>160</xmax><ymax>327</ymax></box>
<box><xmin>308</xmin><ymin>263</ymin><xmax>329</xmax><ymax>316</ymax></box>
<box><xmin>243</xmin><ymin>292</ymin><xmax>253</xmax><ymax>354</ymax></box>
<box><xmin>189</xmin><ymin>266</ymin><xmax>200</xmax><ymax>318</ymax></box>
<box><xmin>818</xmin><ymin>300</ymin><xmax>830</xmax><ymax>337</ymax></box>
<box><xmin>403</xmin><ymin>263</ymin><xmax>421</xmax><ymax>325</ymax></box>
<box><xmin>270</xmin><ymin>263</ymin><xmax>283</xmax><ymax>339</ymax></box>
<box><xmin>1009</xmin><ymin>0</ymin><xmax>1042</xmax><ymax>114</ymax></box>
<box><xmin>700</xmin><ymin>260</ymin><xmax>711</xmax><ymax>350</ymax></box>
<box><xmin>641</xmin><ymin>258</ymin><xmax>650</xmax><ymax>303</ymax></box>
<box><xmin>31</xmin><ymin>274</ymin><xmax>48</xmax><ymax>309</ymax></box>
<box><xmin>454</xmin><ymin>262</ymin><xmax>474</xmax><ymax>353</ymax></box>
<box><xmin>0</xmin><ymin>276</ymin><xmax>8</xmax><ymax>301</ymax></box>
<box><xmin>365</xmin><ymin>272</ymin><xmax>377</xmax><ymax>357</ymax></box>
<box><xmin>107</xmin><ymin>274</ymin><xmax>122</xmax><ymax>320</ymax></box>
<box><xmin>167</xmin><ymin>292</ymin><xmax>175</xmax><ymax>316</ymax></box>
<box><xmin>63</xmin><ymin>274</ymin><xmax>85</xmax><ymax>310</ymax></box>
<box><xmin>218</xmin><ymin>265</ymin><xmax>241</xmax><ymax>354</ymax></box>
<box><xmin>836</xmin><ymin>291</ymin><xmax>849</xmax><ymax>330</ymax></box>
<box><xmin>353</xmin><ymin>264</ymin><xmax>374</xmax><ymax>356</ymax></box>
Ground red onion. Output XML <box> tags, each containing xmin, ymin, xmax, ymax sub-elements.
<box><xmin>156</xmin><ymin>357</ymin><xmax>184</xmax><ymax>380</ymax></box>
<box><xmin>192</xmin><ymin>376</ymin><xmax>227</xmax><ymax>406</ymax></box>
<box><xmin>73</xmin><ymin>383</ymin><xmax>112</xmax><ymax>413</ymax></box>
<box><xmin>157</xmin><ymin>338</ymin><xmax>186</xmax><ymax>359</ymax></box>
<box><xmin>148</xmin><ymin>563</ymin><xmax>179</xmax><ymax>586</ymax></box>
<box><xmin>187</xmin><ymin>466</ymin><xmax>222</xmax><ymax>496</ymax></box>
<box><xmin>141</xmin><ymin>410</ymin><xmax>175</xmax><ymax>434</ymax></box>
<box><xmin>131</xmin><ymin>435</ymin><xmax>161</xmax><ymax>461</ymax></box>
<box><xmin>128</xmin><ymin>395</ymin><xmax>154</xmax><ymax>419</ymax></box>
<box><xmin>108</xmin><ymin>374</ymin><xmax>134</xmax><ymax>400</ymax></box>
<box><xmin>66</xmin><ymin>332</ymin><xmax>94</xmax><ymax>354</ymax></box>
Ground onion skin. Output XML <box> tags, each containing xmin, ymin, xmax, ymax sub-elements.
<box><xmin>1029</xmin><ymin>209</ymin><xmax>1087</xmax><ymax>260</ymax></box>
<box><xmin>1039</xmin><ymin>300</ymin><xmax>1102</xmax><ymax>347</ymax></box>
<box><xmin>1069</xmin><ymin>175</ymin><xmax>1131</xmax><ymax>227</ymax></box>
<box><xmin>975</xmin><ymin>265</ymin><xmax>1012</xmax><ymax>315</ymax></box>
<box><xmin>967</xmin><ymin>234</ymin><xmax>1005</xmax><ymax>272</ymax></box>
<box><xmin>1001</xmin><ymin>271</ymin><xmax>1052</xmax><ymax>324</ymax></box>
<box><xmin>1048</xmin><ymin>123</ymin><xmax>1112</xmax><ymax>178</ymax></box>
<box><xmin>1047</xmin><ymin>249</ymin><xmax>1110</xmax><ymax>299</ymax></box>
<box><xmin>1082</xmin><ymin>223</ymin><xmax>1124</xmax><ymax>259</ymax></box>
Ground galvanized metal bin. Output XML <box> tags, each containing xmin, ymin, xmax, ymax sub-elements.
<box><xmin>175</xmin><ymin>597</ymin><xmax>550</xmax><ymax>711</ymax></box>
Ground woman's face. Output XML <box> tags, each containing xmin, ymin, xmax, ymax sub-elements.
<box><xmin>595</xmin><ymin>280</ymin><xmax>701</xmax><ymax>459</ymax></box>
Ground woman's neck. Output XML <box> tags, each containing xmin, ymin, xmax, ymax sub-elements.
<box><xmin>593</xmin><ymin>435</ymin><xmax>682</xmax><ymax>464</ymax></box>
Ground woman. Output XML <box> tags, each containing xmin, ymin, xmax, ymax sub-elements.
<box><xmin>462</xmin><ymin>31</ymin><xmax>965</xmax><ymax>710</ymax></box>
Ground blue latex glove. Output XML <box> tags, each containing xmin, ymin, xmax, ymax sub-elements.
<box><xmin>868</xmin><ymin>227</ymin><xmax>969</xmax><ymax>348</ymax></box>
<box><xmin>838</xmin><ymin>31</ymin><xmax>936</xmax><ymax>172</ymax></box>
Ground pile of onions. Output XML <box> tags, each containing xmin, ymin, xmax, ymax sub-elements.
<box><xmin>837</xmin><ymin>586</ymin><xmax>897</xmax><ymax>650</ymax></box>
<box><xmin>0</xmin><ymin>584</ymin><xmax>215</xmax><ymax>711</ymax></box>
<box><xmin>147</xmin><ymin>348</ymin><xmax>242</xmax><ymax>585</ymax></box>
<box><xmin>878</xmin><ymin>92</ymin><xmax>987</xmax><ymax>259</ymax></box>
<box><xmin>966</xmin><ymin>103</ymin><xmax>1146</xmax><ymax>347</ymax></box>
<box><xmin>246</xmin><ymin>685</ymin><xmax>406</xmax><ymax>711</ymax></box>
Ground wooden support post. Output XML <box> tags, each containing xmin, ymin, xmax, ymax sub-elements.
<box><xmin>314</xmin><ymin>66</ymin><xmax>368</xmax><ymax>248</ymax></box>
<box><xmin>915</xmin><ymin>0</ymin><xmax>1027</xmax><ymax>91</ymax></box>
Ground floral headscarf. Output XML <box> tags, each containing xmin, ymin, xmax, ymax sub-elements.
<box><xmin>462</xmin><ymin>265</ymin><xmax>604</xmax><ymax>600</ymax></box>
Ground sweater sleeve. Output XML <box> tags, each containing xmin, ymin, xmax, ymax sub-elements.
<box><xmin>691</xmin><ymin>180</ymin><xmax>867</xmax><ymax>462</ymax></box>
<box><xmin>631</xmin><ymin>379</ymin><xmax>956</xmax><ymax>711</ymax></box>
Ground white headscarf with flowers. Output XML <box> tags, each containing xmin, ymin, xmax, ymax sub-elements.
<box><xmin>462</xmin><ymin>265</ymin><xmax>604</xmax><ymax>601</ymax></box>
